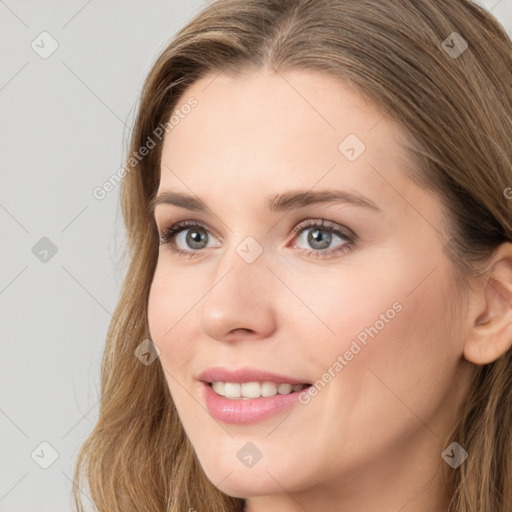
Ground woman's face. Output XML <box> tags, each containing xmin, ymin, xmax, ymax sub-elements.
<box><xmin>148</xmin><ymin>69</ymin><xmax>474</xmax><ymax>510</ymax></box>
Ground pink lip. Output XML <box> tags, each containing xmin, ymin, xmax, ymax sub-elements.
<box><xmin>202</xmin><ymin>382</ymin><xmax>308</xmax><ymax>424</ymax></box>
<box><xmin>198</xmin><ymin>366</ymin><xmax>311</xmax><ymax>386</ymax></box>
<box><xmin>198</xmin><ymin>367</ymin><xmax>311</xmax><ymax>425</ymax></box>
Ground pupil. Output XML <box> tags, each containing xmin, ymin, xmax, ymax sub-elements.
<box><xmin>187</xmin><ymin>228</ymin><xmax>207</xmax><ymax>249</ymax></box>
<box><xmin>309</xmin><ymin>228</ymin><xmax>331</xmax><ymax>249</ymax></box>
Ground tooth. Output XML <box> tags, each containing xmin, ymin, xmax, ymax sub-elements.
<box><xmin>211</xmin><ymin>381</ymin><xmax>306</xmax><ymax>398</ymax></box>
<box><xmin>212</xmin><ymin>382</ymin><xmax>225</xmax><ymax>396</ymax></box>
<box><xmin>277</xmin><ymin>383</ymin><xmax>292</xmax><ymax>395</ymax></box>
<box><xmin>261</xmin><ymin>381</ymin><xmax>278</xmax><ymax>397</ymax></box>
<box><xmin>224</xmin><ymin>382</ymin><xmax>241</xmax><ymax>398</ymax></box>
<box><xmin>241</xmin><ymin>382</ymin><xmax>261</xmax><ymax>398</ymax></box>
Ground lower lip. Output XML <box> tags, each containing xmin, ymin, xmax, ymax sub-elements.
<box><xmin>202</xmin><ymin>382</ymin><xmax>307</xmax><ymax>424</ymax></box>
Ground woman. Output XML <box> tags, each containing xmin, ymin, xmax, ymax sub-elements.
<box><xmin>73</xmin><ymin>1</ymin><xmax>512</xmax><ymax>511</ymax></box>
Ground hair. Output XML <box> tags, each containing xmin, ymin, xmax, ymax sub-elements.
<box><xmin>73</xmin><ymin>1</ymin><xmax>512</xmax><ymax>511</ymax></box>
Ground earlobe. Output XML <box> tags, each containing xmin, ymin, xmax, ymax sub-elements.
<box><xmin>463</xmin><ymin>244</ymin><xmax>512</xmax><ymax>365</ymax></box>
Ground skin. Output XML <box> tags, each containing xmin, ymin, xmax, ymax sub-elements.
<box><xmin>147</xmin><ymin>68</ymin><xmax>512</xmax><ymax>512</ymax></box>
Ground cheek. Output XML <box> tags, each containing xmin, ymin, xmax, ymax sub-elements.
<box><xmin>341</xmin><ymin>272</ymin><xmax>460</xmax><ymax>426</ymax></box>
<box><xmin>294</xmin><ymin>272</ymin><xmax>460</xmax><ymax>473</ymax></box>
<box><xmin>147</xmin><ymin>259</ymin><xmax>197</xmax><ymax>337</ymax></box>
<box><xmin>312</xmin><ymin>260</ymin><xmax>458</xmax><ymax>413</ymax></box>
<box><xmin>147</xmin><ymin>266</ymin><xmax>171</xmax><ymax>344</ymax></box>
<box><xmin>147</xmin><ymin>262</ymin><xmax>195</xmax><ymax>368</ymax></box>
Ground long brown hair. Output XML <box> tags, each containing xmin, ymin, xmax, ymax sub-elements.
<box><xmin>73</xmin><ymin>1</ymin><xmax>512</xmax><ymax>510</ymax></box>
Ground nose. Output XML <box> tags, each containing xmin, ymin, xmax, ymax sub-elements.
<box><xmin>198</xmin><ymin>241</ymin><xmax>277</xmax><ymax>343</ymax></box>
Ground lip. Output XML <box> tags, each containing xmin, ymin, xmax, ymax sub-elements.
<box><xmin>202</xmin><ymin>382</ymin><xmax>309</xmax><ymax>424</ymax></box>
<box><xmin>198</xmin><ymin>367</ymin><xmax>311</xmax><ymax>425</ymax></box>
<box><xmin>198</xmin><ymin>366</ymin><xmax>311</xmax><ymax>386</ymax></box>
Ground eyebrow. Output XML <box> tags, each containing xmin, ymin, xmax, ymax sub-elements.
<box><xmin>148</xmin><ymin>188</ymin><xmax>380</xmax><ymax>215</ymax></box>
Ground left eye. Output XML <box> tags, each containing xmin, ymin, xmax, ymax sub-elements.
<box><xmin>159</xmin><ymin>218</ymin><xmax>356</xmax><ymax>258</ymax></box>
<box><xmin>293</xmin><ymin>224</ymin><xmax>350</xmax><ymax>251</ymax></box>
<box><xmin>289</xmin><ymin>219</ymin><xmax>356</xmax><ymax>256</ymax></box>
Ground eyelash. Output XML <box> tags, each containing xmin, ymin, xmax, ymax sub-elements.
<box><xmin>157</xmin><ymin>219</ymin><xmax>357</xmax><ymax>260</ymax></box>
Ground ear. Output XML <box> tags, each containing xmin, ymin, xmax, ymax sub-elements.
<box><xmin>463</xmin><ymin>242</ymin><xmax>512</xmax><ymax>365</ymax></box>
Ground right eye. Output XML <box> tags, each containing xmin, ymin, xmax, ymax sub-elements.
<box><xmin>159</xmin><ymin>220</ymin><xmax>221</xmax><ymax>257</ymax></box>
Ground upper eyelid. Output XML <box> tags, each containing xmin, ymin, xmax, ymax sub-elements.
<box><xmin>159</xmin><ymin>218</ymin><xmax>355</xmax><ymax>243</ymax></box>
<box><xmin>160</xmin><ymin>219</ymin><xmax>223</xmax><ymax>240</ymax></box>
<box><xmin>290</xmin><ymin>218</ymin><xmax>354</xmax><ymax>236</ymax></box>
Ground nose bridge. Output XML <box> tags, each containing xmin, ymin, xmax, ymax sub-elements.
<box><xmin>214</xmin><ymin>232</ymin><xmax>270</xmax><ymax>293</ymax></box>
<box><xmin>198</xmin><ymin>233</ymin><xmax>276</xmax><ymax>340</ymax></box>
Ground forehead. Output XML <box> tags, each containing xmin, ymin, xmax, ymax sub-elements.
<box><xmin>158</xmin><ymin>69</ymin><xmax>430</xmax><ymax>221</ymax></box>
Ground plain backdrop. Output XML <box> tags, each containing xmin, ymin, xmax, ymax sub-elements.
<box><xmin>1</xmin><ymin>1</ymin><xmax>511</xmax><ymax>511</ymax></box>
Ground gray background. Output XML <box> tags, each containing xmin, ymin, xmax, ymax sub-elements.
<box><xmin>1</xmin><ymin>1</ymin><xmax>511</xmax><ymax>511</ymax></box>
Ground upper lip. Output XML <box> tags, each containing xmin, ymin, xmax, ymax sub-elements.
<box><xmin>198</xmin><ymin>367</ymin><xmax>311</xmax><ymax>385</ymax></box>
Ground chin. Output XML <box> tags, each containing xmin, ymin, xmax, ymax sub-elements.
<box><xmin>210</xmin><ymin>473</ymin><xmax>283</xmax><ymax>499</ymax></box>
<box><xmin>197</xmin><ymin>454</ymin><xmax>306</xmax><ymax>498</ymax></box>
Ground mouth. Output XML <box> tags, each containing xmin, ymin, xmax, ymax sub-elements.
<box><xmin>200</xmin><ymin>380</ymin><xmax>313</xmax><ymax>424</ymax></box>
<box><xmin>206</xmin><ymin>381</ymin><xmax>312</xmax><ymax>400</ymax></box>
<box><xmin>198</xmin><ymin>367</ymin><xmax>313</xmax><ymax>423</ymax></box>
